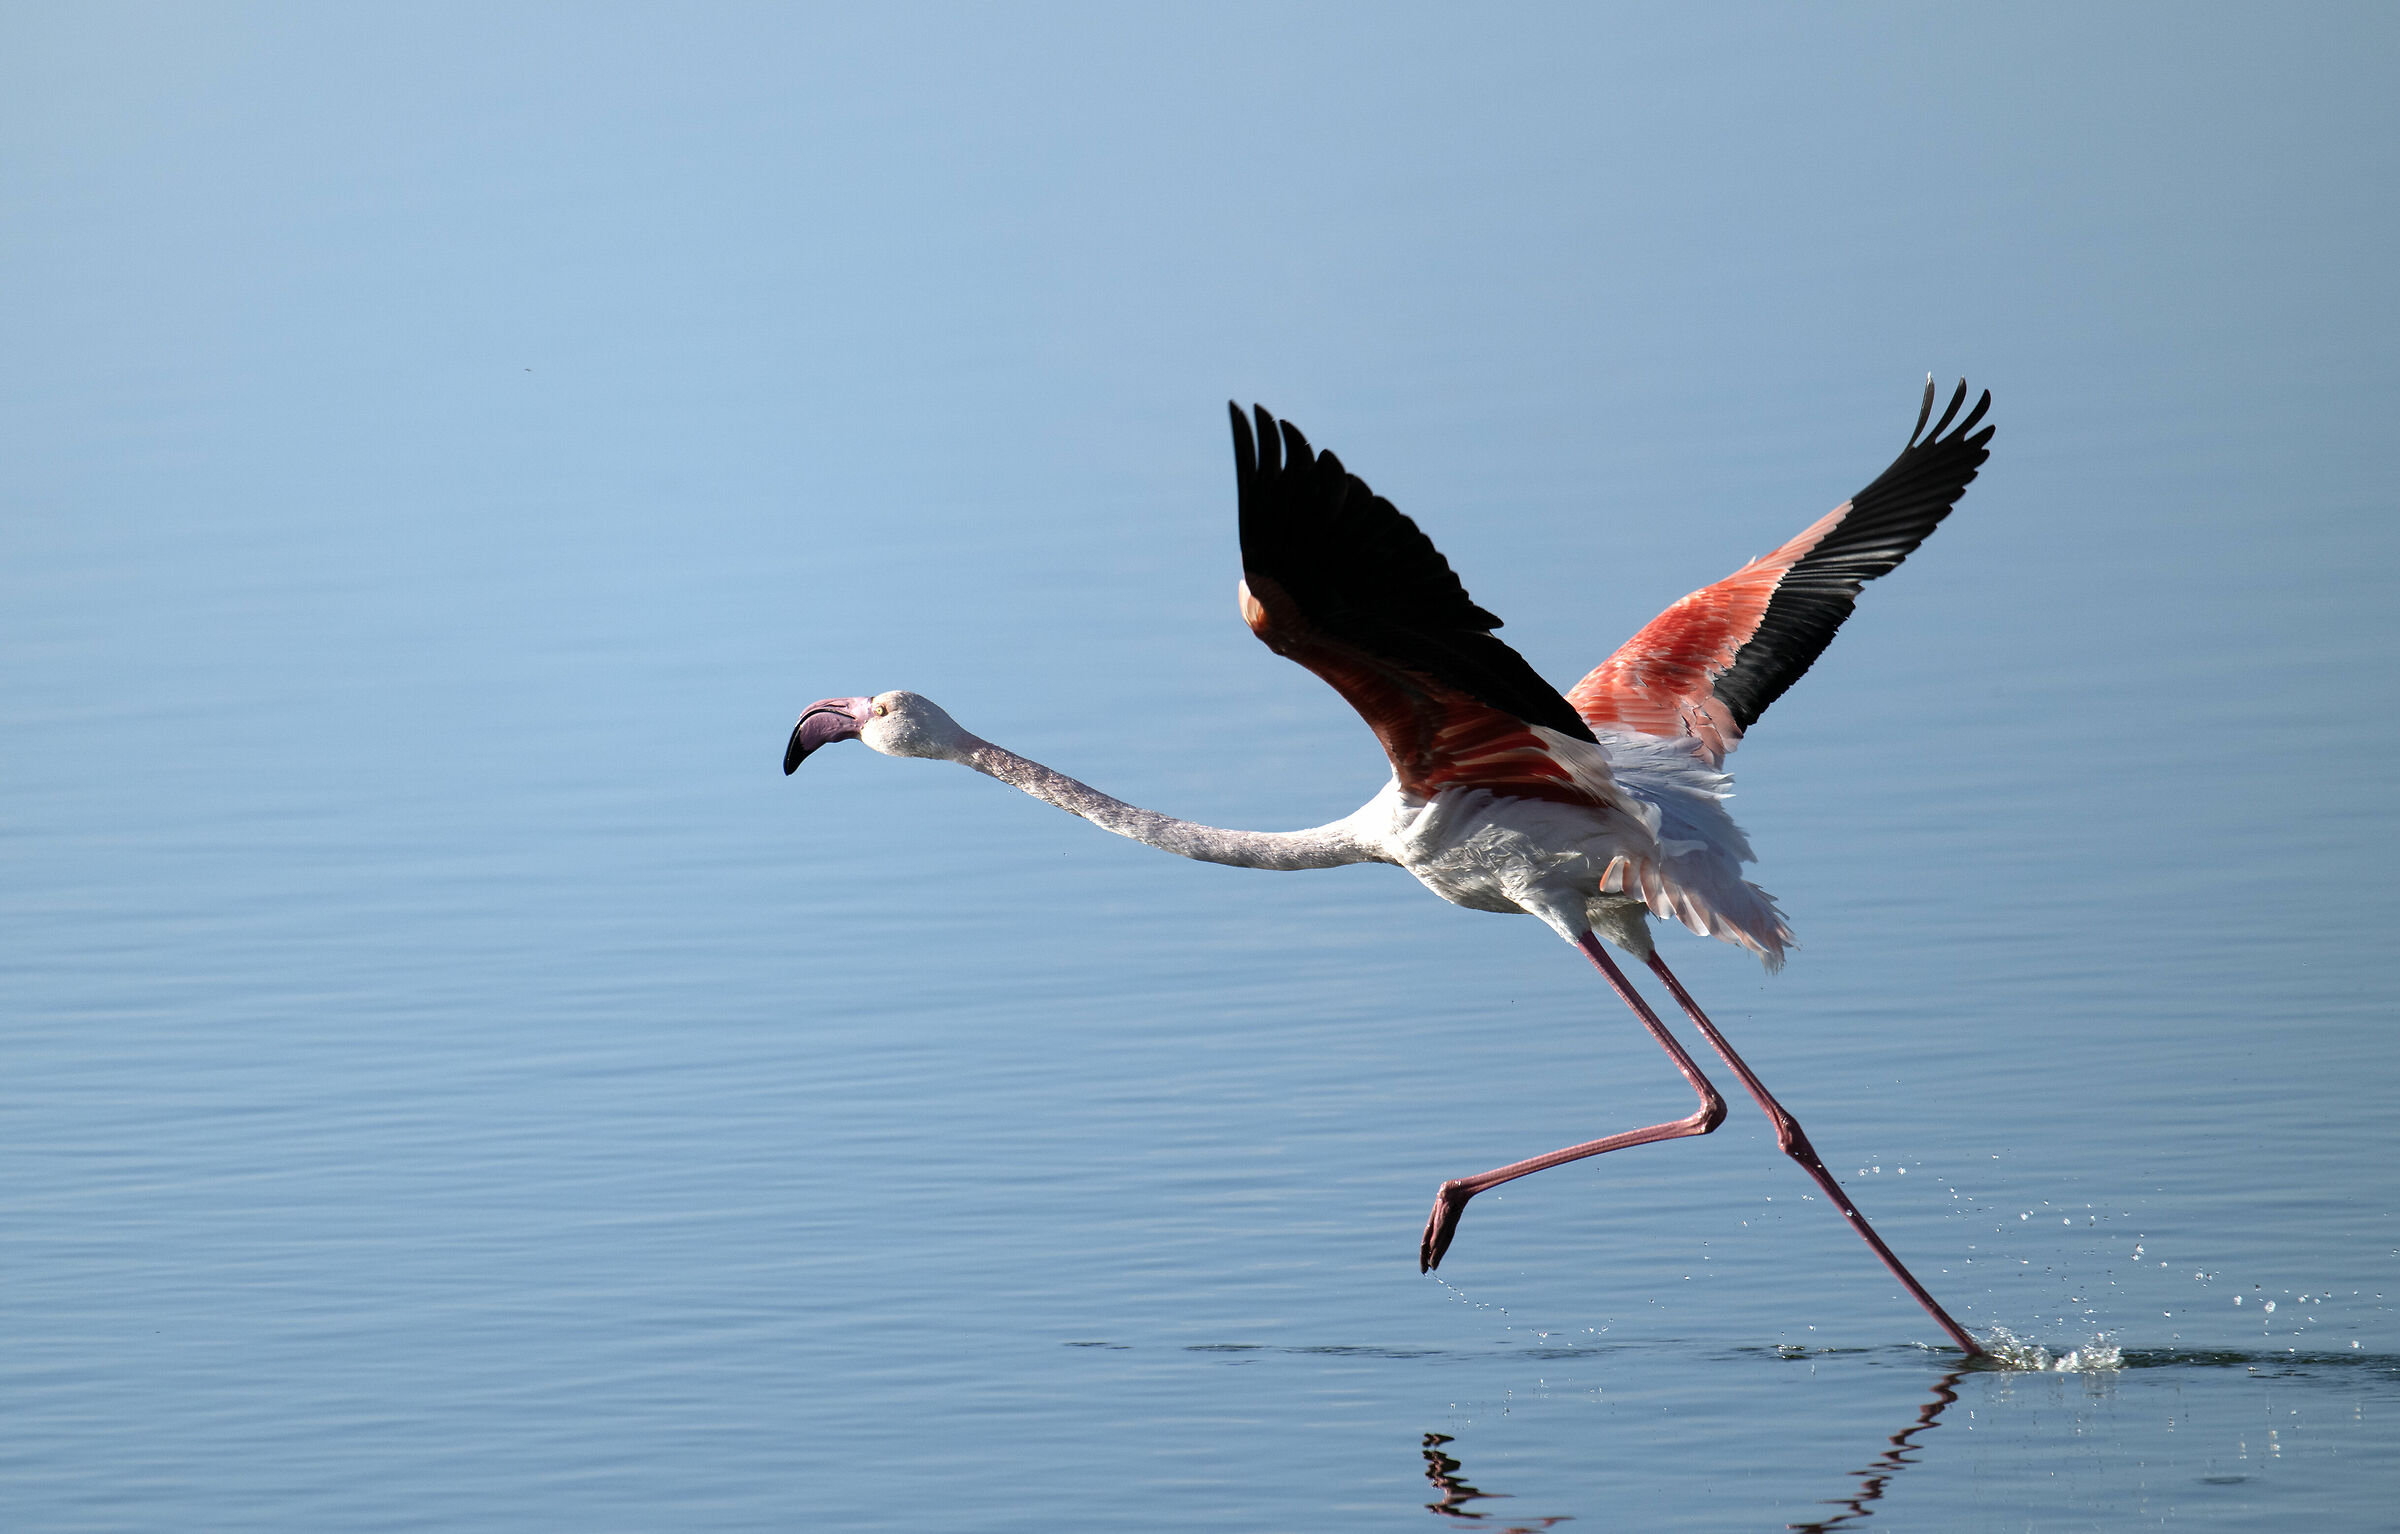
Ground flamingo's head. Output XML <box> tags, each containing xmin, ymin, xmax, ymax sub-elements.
<box><xmin>783</xmin><ymin>691</ymin><xmax>970</xmax><ymax>773</ymax></box>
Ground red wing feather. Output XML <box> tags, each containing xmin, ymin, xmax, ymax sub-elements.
<box><xmin>1565</xmin><ymin>506</ymin><xmax>1841</xmax><ymax>763</ymax></box>
<box><xmin>1568</xmin><ymin>379</ymin><xmax>1994</xmax><ymax>765</ymax></box>
<box><xmin>1229</xmin><ymin>405</ymin><xmax>1614</xmax><ymax>807</ymax></box>
<box><xmin>1241</xmin><ymin>573</ymin><xmax>1594</xmax><ymax>805</ymax></box>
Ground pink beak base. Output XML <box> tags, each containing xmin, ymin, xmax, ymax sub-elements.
<box><xmin>784</xmin><ymin>697</ymin><xmax>873</xmax><ymax>774</ymax></box>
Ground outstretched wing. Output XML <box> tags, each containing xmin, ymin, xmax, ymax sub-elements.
<box><xmin>1566</xmin><ymin>379</ymin><xmax>1994</xmax><ymax>765</ymax></box>
<box><xmin>1230</xmin><ymin>403</ymin><xmax>1619</xmax><ymax>808</ymax></box>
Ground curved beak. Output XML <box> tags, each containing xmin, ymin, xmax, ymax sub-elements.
<box><xmin>784</xmin><ymin>696</ymin><xmax>873</xmax><ymax>774</ymax></box>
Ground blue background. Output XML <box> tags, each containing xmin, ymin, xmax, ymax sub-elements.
<box><xmin>5</xmin><ymin>6</ymin><xmax>2395</xmax><ymax>1528</ymax></box>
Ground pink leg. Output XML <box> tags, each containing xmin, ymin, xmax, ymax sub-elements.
<box><xmin>1419</xmin><ymin>932</ymin><xmax>1727</xmax><ymax>1272</ymax></box>
<box><xmin>1643</xmin><ymin>952</ymin><xmax>1984</xmax><ymax>1358</ymax></box>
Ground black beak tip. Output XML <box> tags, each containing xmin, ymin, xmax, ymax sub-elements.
<box><xmin>786</xmin><ymin>698</ymin><xmax>871</xmax><ymax>776</ymax></box>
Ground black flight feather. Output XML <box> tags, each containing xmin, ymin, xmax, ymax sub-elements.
<box><xmin>1229</xmin><ymin>404</ymin><xmax>1596</xmax><ymax>742</ymax></box>
<box><xmin>1709</xmin><ymin>379</ymin><xmax>1995</xmax><ymax>733</ymax></box>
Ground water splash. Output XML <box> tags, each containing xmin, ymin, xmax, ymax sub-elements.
<box><xmin>1976</xmin><ymin>1325</ymin><xmax>2124</xmax><ymax>1372</ymax></box>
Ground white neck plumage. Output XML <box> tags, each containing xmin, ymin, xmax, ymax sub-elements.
<box><xmin>951</xmin><ymin>736</ymin><xmax>1386</xmax><ymax>872</ymax></box>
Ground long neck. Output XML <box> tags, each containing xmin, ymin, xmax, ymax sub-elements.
<box><xmin>954</xmin><ymin>737</ymin><xmax>1385</xmax><ymax>871</ymax></box>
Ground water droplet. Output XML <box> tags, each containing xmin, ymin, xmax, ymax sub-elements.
<box><xmin>2263</xmin><ymin>1300</ymin><xmax>2276</xmax><ymax>1313</ymax></box>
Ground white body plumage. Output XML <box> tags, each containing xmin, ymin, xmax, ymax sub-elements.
<box><xmin>1350</xmin><ymin>726</ymin><xmax>1790</xmax><ymax>966</ymax></box>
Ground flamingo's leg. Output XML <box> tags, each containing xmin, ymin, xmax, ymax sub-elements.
<box><xmin>1419</xmin><ymin>932</ymin><xmax>1726</xmax><ymax>1272</ymax></box>
<box><xmin>1642</xmin><ymin>951</ymin><xmax>1984</xmax><ymax>1358</ymax></box>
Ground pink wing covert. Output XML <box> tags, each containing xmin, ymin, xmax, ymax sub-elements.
<box><xmin>1565</xmin><ymin>506</ymin><xmax>1846</xmax><ymax>766</ymax></box>
<box><xmin>1569</xmin><ymin>380</ymin><xmax>1994</xmax><ymax>767</ymax></box>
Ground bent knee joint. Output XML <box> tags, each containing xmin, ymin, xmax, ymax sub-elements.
<box><xmin>1693</xmin><ymin>1092</ymin><xmax>1727</xmax><ymax>1134</ymax></box>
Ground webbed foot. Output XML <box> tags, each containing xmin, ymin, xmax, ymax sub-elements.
<box><xmin>1419</xmin><ymin>1180</ymin><xmax>1473</xmax><ymax>1272</ymax></box>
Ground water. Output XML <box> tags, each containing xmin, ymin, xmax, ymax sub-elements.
<box><xmin>5</xmin><ymin>6</ymin><xmax>2396</xmax><ymax>1529</ymax></box>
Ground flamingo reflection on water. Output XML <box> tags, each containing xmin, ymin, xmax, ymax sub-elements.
<box><xmin>1788</xmin><ymin>1370</ymin><xmax>1969</xmax><ymax>1532</ymax></box>
<box><xmin>786</xmin><ymin>381</ymin><xmax>1994</xmax><ymax>1357</ymax></box>
<box><xmin>1420</xmin><ymin>1432</ymin><xmax>1568</xmax><ymax>1527</ymax></box>
<box><xmin>1416</xmin><ymin>1368</ymin><xmax>1967</xmax><ymax>1529</ymax></box>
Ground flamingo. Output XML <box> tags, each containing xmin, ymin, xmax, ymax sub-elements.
<box><xmin>785</xmin><ymin>380</ymin><xmax>1995</xmax><ymax>1356</ymax></box>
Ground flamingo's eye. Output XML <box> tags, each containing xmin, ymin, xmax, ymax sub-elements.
<box><xmin>873</xmin><ymin>703</ymin><xmax>888</xmax><ymax>717</ymax></box>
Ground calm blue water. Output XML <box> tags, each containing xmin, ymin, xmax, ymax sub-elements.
<box><xmin>6</xmin><ymin>7</ymin><xmax>2396</xmax><ymax>1529</ymax></box>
